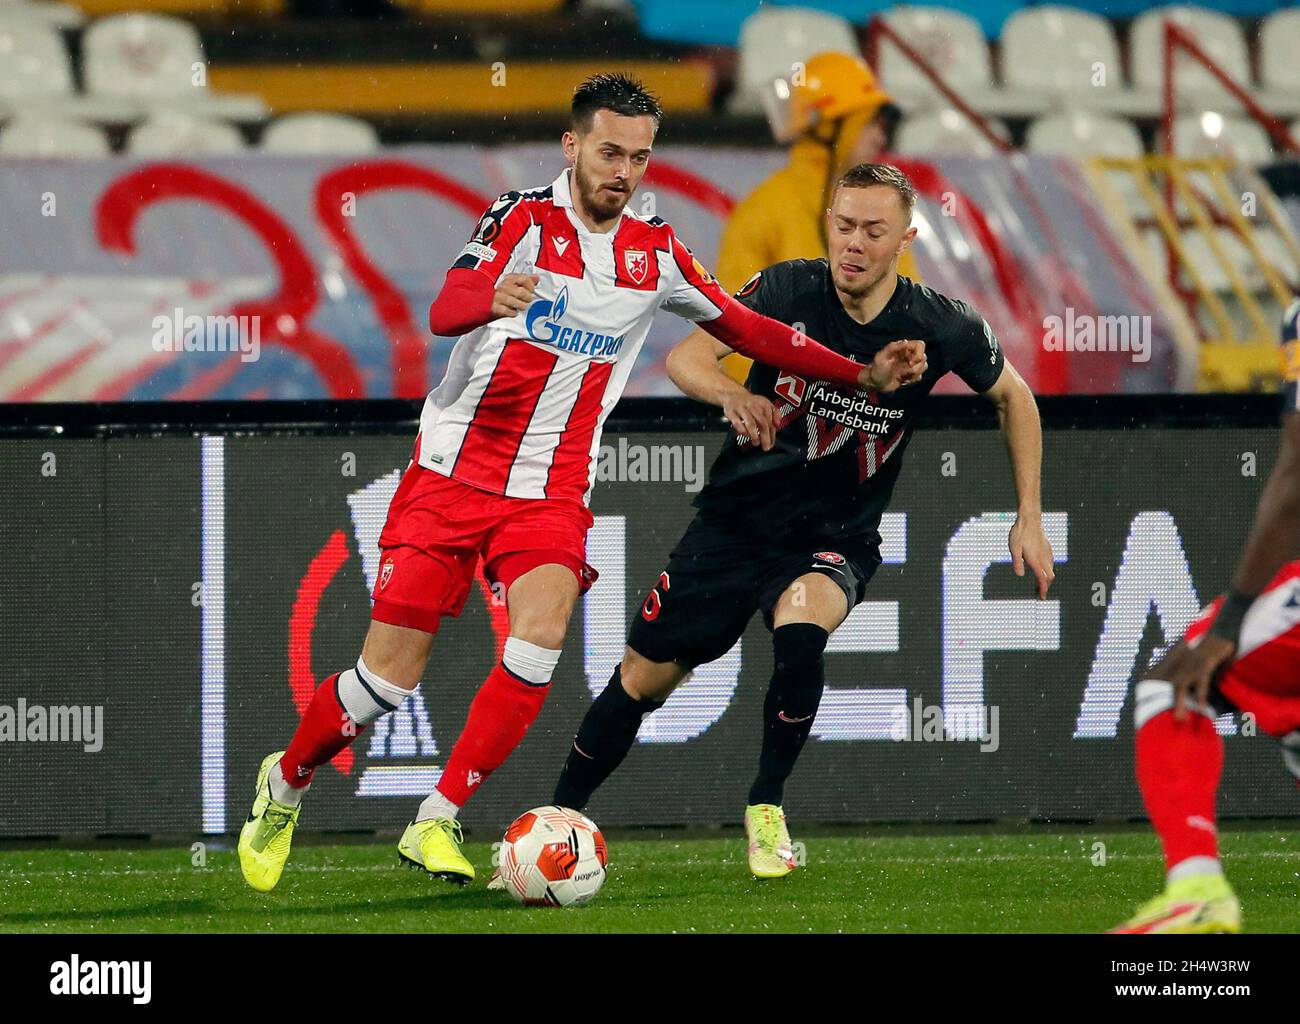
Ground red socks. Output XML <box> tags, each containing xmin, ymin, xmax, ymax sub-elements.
<box><xmin>1135</xmin><ymin>708</ymin><xmax>1224</xmax><ymax>873</ymax></box>
<box><xmin>436</xmin><ymin>663</ymin><xmax>550</xmax><ymax>806</ymax></box>
<box><xmin>279</xmin><ymin>673</ymin><xmax>367</xmax><ymax>788</ymax></box>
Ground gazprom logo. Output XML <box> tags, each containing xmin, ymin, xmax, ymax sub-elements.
<box><xmin>524</xmin><ymin>286</ymin><xmax>626</xmax><ymax>357</ymax></box>
<box><xmin>526</xmin><ymin>286</ymin><xmax>569</xmax><ymax>342</ymax></box>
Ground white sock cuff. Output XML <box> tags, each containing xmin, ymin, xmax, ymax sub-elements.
<box><xmin>336</xmin><ymin>656</ymin><xmax>413</xmax><ymax>725</ymax></box>
<box><xmin>1134</xmin><ymin>679</ymin><xmax>1174</xmax><ymax>729</ymax></box>
<box><xmin>502</xmin><ymin>637</ymin><xmax>561</xmax><ymax>686</ymax></box>
<box><xmin>356</xmin><ymin>655</ymin><xmax>414</xmax><ymax>703</ymax></box>
<box><xmin>1134</xmin><ymin>678</ymin><xmax>1216</xmax><ymax>730</ymax></box>
<box><xmin>1168</xmin><ymin>855</ymin><xmax>1223</xmax><ymax>883</ymax></box>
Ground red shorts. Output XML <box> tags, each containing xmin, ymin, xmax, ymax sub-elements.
<box><xmin>1187</xmin><ymin>561</ymin><xmax>1300</xmax><ymax>737</ymax></box>
<box><xmin>372</xmin><ymin>463</ymin><xmax>597</xmax><ymax>633</ymax></box>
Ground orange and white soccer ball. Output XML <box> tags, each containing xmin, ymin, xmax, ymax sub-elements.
<box><xmin>498</xmin><ymin>805</ymin><xmax>608</xmax><ymax>907</ymax></box>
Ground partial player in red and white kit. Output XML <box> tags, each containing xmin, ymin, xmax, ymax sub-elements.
<box><xmin>1111</xmin><ymin>297</ymin><xmax>1300</xmax><ymax>933</ymax></box>
<box><xmin>238</xmin><ymin>73</ymin><xmax>881</xmax><ymax>892</ymax></box>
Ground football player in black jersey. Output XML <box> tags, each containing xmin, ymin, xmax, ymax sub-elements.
<box><xmin>551</xmin><ymin>163</ymin><xmax>1056</xmax><ymax>877</ymax></box>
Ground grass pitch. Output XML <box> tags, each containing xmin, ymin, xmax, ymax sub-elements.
<box><xmin>2</xmin><ymin>826</ymin><xmax>1297</xmax><ymax>934</ymax></box>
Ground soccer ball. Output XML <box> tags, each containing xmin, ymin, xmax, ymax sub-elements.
<box><xmin>498</xmin><ymin>805</ymin><xmax>608</xmax><ymax>907</ymax></box>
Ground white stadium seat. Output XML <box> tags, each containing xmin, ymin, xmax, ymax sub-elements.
<box><xmin>1001</xmin><ymin>7</ymin><xmax>1129</xmax><ymax>109</ymax></box>
<box><xmin>260</xmin><ymin>113</ymin><xmax>380</xmax><ymax>154</ymax></box>
<box><xmin>83</xmin><ymin>14</ymin><xmax>208</xmax><ymax>102</ymax></box>
<box><xmin>82</xmin><ymin>13</ymin><xmax>267</xmax><ymax>121</ymax></box>
<box><xmin>127</xmin><ymin>111</ymin><xmax>247</xmax><ymax>156</ymax></box>
<box><xmin>1259</xmin><ymin>8</ymin><xmax>1300</xmax><ymax>93</ymax></box>
<box><xmin>893</xmin><ymin>107</ymin><xmax>1008</xmax><ymax>156</ymax></box>
<box><xmin>875</xmin><ymin>6</ymin><xmax>992</xmax><ymax>108</ymax></box>
<box><xmin>729</xmin><ymin>6</ymin><xmax>859</xmax><ymax>116</ymax></box>
<box><xmin>1172</xmin><ymin>111</ymin><xmax>1273</xmax><ymax>163</ymax></box>
<box><xmin>0</xmin><ymin>18</ymin><xmax>74</xmax><ymax>105</ymax></box>
<box><xmin>0</xmin><ymin>114</ymin><xmax>109</xmax><ymax>157</ymax></box>
<box><xmin>1257</xmin><ymin>9</ymin><xmax>1300</xmax><ymax>118</ymax></box>
<box><xmin>1129</xmin><ymin>6</ymin><xmax>1252</xmax><ymax>112</ymax></box>
<box><xmin>0</xmin><ymin>0</ymin><xmax>85</xmax><ymax>29</ymax></box>
<box><xmin>1026</xmin><ymin>111</ymin><xmax>1144</xmax><ymax>157</ymax></box>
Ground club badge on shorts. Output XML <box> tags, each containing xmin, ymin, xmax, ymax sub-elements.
<box><xmin>379</xmin><ymin>559</ymin><xmax>395</xmax><ymax>590</ymax></box>
<box><xmin>813</xmin><ymin>551</ymin><xmax>846</xmax><ymax>565</ymax></box>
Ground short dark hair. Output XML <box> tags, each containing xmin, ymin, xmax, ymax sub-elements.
<box><xmin>834</xmin><ymin>163</ymin><xmax>917</xmax><ymax>220</ymax></box>
<box><xmin>571</xmin><ymin>73</ymin><xmax>663</xmax><ymax>134</ymax></box>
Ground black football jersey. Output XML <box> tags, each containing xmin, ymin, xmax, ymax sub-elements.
<box><xmin>692</xmin><ymin>258</ymin><xmax>1005</xmax><ymax>543</ymax></box>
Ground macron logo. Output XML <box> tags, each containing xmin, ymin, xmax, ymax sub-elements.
<box><xmin>50</xmin><ymin>956</ymin><xmax>151</xmax><ymax>1004</ymax></box>
<box><xmin>553</xmin><ymin>237</ymin><xmax>570</xmax><ymax>258</ymax></box>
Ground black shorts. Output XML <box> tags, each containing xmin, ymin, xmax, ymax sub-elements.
<box><xmin>626</xmin><ymin>511</ymin><xmax>881</xmax><ymax>669</ymax></box>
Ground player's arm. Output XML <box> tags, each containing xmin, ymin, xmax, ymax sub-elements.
<box><xmin>1166</xmin><ymin>305</ymin><xmax>1300</xmax><ymax>716</ymax></box>
<box><xmin>428</xmin><ymin>268</ymin><xmax>541</xmax><ymax>336</ymax></box>
<box><xmin>982</xmin><ymin>359</ymin><xmax>1055</xmax><ymax>599</ymax></box>
<box><xmin>660</xmin><ymin>233</ymin><xmax>880</xmax><ymax>391</ymax></box>
<box><xmin>1227</xmin><ymin>412</ymin><xmax>1300</xmax><ymax>597</ymax></box>
<box><xmin>1167</xmin><ymin>411</ymin><xmax>1300</xmax><ymax>716</ymax></box>
<box><xmin>666</xmin><ymin>328</ymin><xmax>779</xmax><ymax>450</ymax></box>
<box><xmin>427</xmin><ymin>191</ymin><xmax>541</xmax><ymax>337</ymax></box>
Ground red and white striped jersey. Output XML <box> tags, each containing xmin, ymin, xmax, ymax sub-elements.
<box><xmin>416</xmin><ymin>168</ymin><xmax>729</xmax><ymax>503</ymax></box>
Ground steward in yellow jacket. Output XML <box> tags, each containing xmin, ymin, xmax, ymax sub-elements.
<box><xmin>718</xmin><ymin>52</ymin><xmax>918</xmax><ymax>380</ymax></box>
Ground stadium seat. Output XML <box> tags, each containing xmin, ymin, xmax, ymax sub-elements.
<box><xmin>0</xmin><ymin>18</ymin><xmax>75</xmax><ymax>106</ymax></box>
<box><xmin>1026</xmin><ymin>111</ymin><xmax>1144</xmax><ymax>158</ymax></box>
<box><xmin>1000</xmin><ymin>7</ymin><xmax>1133</xmax><ymax>111</ymax></box>
<box><xmin>1172</xmin><ymin>111</ymin><xmax>1274</xmax><ymax>163</ymax></box>
<box><xmin>0</xmin><ymin>114</ymin><xmax>110</xmax><ymax>156</ymax></box>
<box><xmin>1258</xmin><ymin>9</ymin><xmax>1300</xmax><ymax>117</ymax></box>
<box><xmin>126</xmin><ymin>110</ymin><xmax>246</xmax><ymax>155</ymax></box>
<box><xmin>892</xmin><ymin>107</ymin><xmax>1008</xmax><ymax>156</ymax></box>
<box><xmin>0</xmin><ymin>0</ymin><xmax>84</xmax><ymax>29</ymax></box>
<box><xmin>260</xmin><ymin>113</ymin><xmax>380</xmax><ymax>154</ymax></box>
<box><xmin>729</xmin><ymin>6</ymin><xmax>859</xmax><ymax>116</ymax></box>
<box><xmin>82</xmin><ymin>13</ymin><xmax>267</xmax><ymax>121</ymax></box>
<box><xmin>873</xmin><ymin>5</ymin><xmax>1047</xmax><ymax>118</ymax></box>
<box><xmin>1260</xmin><ymin>8</ymin><xmax>1300</xmax><ymax>92</ymax></box>
<box><xmin>1129</xmin><ymin>6</ymin><xmax>1253</xmax><ymax>113</ymax></box>
<box><xmin>875</xmin><ymin>6</ymin><xmax>990</xmax><ymax>106</ymax></box>
<box><xmin>0</xmin><ymin>16</ymin><xmax>154</xmax><ymax>122</ymax></box>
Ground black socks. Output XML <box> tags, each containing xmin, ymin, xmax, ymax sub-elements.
<box><xmin>553</xmin><ymin>665</ymin><xmax>664</xmax><ymax>810</ymax></box>
<box><xmin>748</xmin><ymin>623</ymin><xmax>828</xmax><ymax>807</ymax></box>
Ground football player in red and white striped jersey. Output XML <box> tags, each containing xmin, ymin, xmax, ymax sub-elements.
<box><xmin>1110</xmin><ymin>297</ymin><xmax>1300</xmax><ymax>933</ymax></box>
<box><xmin>239</xmin><ymin>73</ymin><xmax>911</xmax><ymax>893</ymax></box>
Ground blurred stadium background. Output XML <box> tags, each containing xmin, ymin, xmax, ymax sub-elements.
<box><xmin>2</xmin><ymin>1</ymin><xmax>1299</xmax><ymax>861</ymax></box>
<box><xmin>0</xmin><ymin>0</ymin><xmax>1297</xmax><ymax>400</ymax></box>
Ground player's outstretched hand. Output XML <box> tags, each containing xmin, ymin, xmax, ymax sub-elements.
<box><xmin>859</xmin><ymin>339</ymin><xmax>927</xmax><ymax>392</ymax></box>
<box><xmin>1164</xmin><ymin>636</ymin><xmax>1237</xmax><ymax>721</ymax></box>
<box><xmin>491</xmin><ymin>274</ymin><xmax>541</xmax><ymax>319</ymax></box>
<box><xmin>1009</xmin><ymin>514</ymin><xmax>1055</xmax><ymax>598</ymax></box>
<box><xmin>721</xmin><ymin>391</ymin><xmax>778</xmax><ymax>450</ymax></box>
